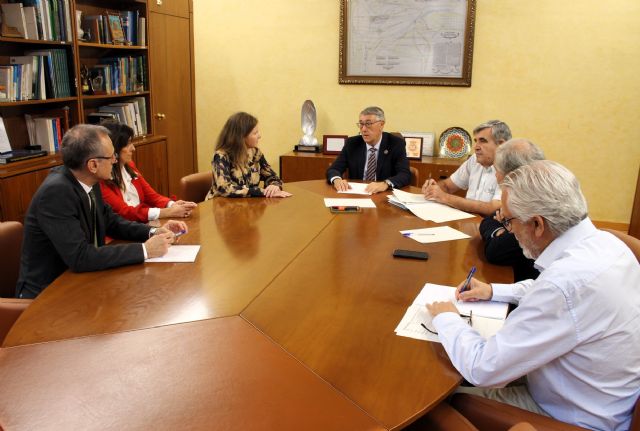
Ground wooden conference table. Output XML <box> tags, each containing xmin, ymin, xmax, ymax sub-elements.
<box><xmin>0</xmin><ymin>180</ymin><xmax>511</xmax><ymax>430</ymax></box>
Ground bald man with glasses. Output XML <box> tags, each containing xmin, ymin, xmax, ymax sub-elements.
<box><xmin>326</xmin><ymin>106</ymin><xmax>410</xmax><ymax>193</ymax></box>
<box><xmin>16</xmin><ymin>124</ymin><xmax>187</xmax><ymax>299</ymax></box>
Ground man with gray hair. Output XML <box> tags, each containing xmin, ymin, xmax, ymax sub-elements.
<box><xmin>16</xmin><ymin>124</ymin><xmax>187</xmax><ymax>299</ymax></box>
<box><xmin>423</xmin><ymin>120</ymin><xmax>511</xmax><ymax>216</ymax></box>
<box><xmin>427</xmin><ymin>161</ymin><xmax>640</xmax><ymax>430</ymax></box>
<box><xmin>480</xmin><ymin>138</ymin><xmax>545</xmax><ymax>281</ymax></box>
<box><xmin>326</xmin><ymin>106</ymin><xmax>411</xmax><ymax>193</ymax></box>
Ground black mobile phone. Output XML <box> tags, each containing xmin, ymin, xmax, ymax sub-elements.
<box><xmin>392</xmin><ymin>249</ymin><xmax>429</xmax><ymax>260</ymax></box>
<box><xmin>330</xmin><ymin>206</ymin><xmax>361</xmax><ymax>213</ymax></box>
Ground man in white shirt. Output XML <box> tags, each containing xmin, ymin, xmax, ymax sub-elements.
<box><xmin>427</xmin><ymin>161</ymin><xmax>640</xmax><ymax>430</ymax></box>
<box><xmin>422</xmin><ymin>120</ymin><xmax>511</xmax><ymax>216</ymax></box>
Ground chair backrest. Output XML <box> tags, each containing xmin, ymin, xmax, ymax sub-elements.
<box><xmin>409</xmin><ymin>166</ymin><xmax>419</xmax><ymax>187</ymax></box>
<box><xmin>179</xmin><ymin>171</ymin><xmax>213</xmax><ymax>203</ymax></box>
<box><xmin>603</xmin><ymin>228</ymin><xmax>640</xmax><ymax>263</ymax></box>
<box><xmin>0</xmin><ymin>298</ymin><xmax>32</xmax><ymax>345</ymax></box>
<box><xmin>0</xmin><ymin>221</ymin><xmax>23</xmax><ymax>298</ymax></box>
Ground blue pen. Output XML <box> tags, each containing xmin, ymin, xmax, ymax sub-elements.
<box><xmin>459</xmin><ymin>266</ymin><xmax>476</xmax><ymax>293</ymax></box>
<box><xmin>175</xmin><ymin>230</ymin><xmax>187</xmax><ymax>238</ymax></box>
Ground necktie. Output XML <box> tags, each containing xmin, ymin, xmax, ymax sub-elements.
<box><xmin>89</xmin><ymin>190</ymin><xmax>98</xmax><ymax>248</ymax></box>
<box><xmin>365</xmin><ymin>147</ymin><xmax>377</xmax><ymax>181</ymax></box>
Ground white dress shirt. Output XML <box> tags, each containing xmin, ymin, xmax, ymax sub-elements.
<box><xmin>433</xmin><ymin>218</ymin><xmax>640</xmax><ymax>430</ymax></box>
<box><xmin>449</xmin><ymin>154</ymin><xmax>501</xmax><ymax>201</ymax></box>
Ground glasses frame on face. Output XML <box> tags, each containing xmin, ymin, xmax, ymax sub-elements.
<box><xmin>356</xmin><ymin>120</ymin><xmax>382</xmax><ymax>130</ymax></box>
<box><xmin>497</xmin><ymin>208</ymin><xmax>518</xmax><ymax>233</ymax></box>
<box><xmin>87</xmin><ymin>153</ymin><xmax>117</xmax><ymax>164</ymax></box>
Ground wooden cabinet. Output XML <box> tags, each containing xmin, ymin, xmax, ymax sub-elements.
<box><xmin>0</xmin><ymin>0</ymin><xmax>196</xmax><ymax>221</ymax></box>
<box><xmin>0</xmin><ymin>156</ymin><xmax>62</xmax><ymax>222</ymax></box>
<box><xmin>133</xmin><ymin>136</ymin><xmax>169</xmax><ymax>196</ymax></box>
<box><xmin>149</xmin><ymin>0</ymin><xmax>197</xmax><ymax>196</ymax></box>
<box><xmin>279</xmin><ymin>151</ymin><xmax>465</xmax><ymax>185</ymax></box>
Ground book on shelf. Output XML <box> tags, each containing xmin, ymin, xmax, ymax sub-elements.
<box><xmin>1</xmin><ymin>3</ymin><xmax>28</xmax><ymax>38</ymax></box>
<box><xmin>3</xmin><ymin>1</ymin><xmax>72</xmax><ymax>42</ymax></box>
<box><xmin>24</xmin><ymin>49</ymin><xmax>70</xmax><ymax>99</ymax></box>
<box><xmin>0</xmin><ymin>149</ymin><xmax>48</xmax><ymax>164</ymax></box>
<box><xmin>98</xmin><ymin>98</ymin><xmax>147</xmax><ymax>136</ymax></box>
<box><xmin>0</xmin><ymin>116</ymin><xmax>11</xmax><ymax>153</ymax></box>
<box><xmin>25</xmin><ymin>114</ymin><xmax>62</xmax><ymax>153</ymax></box>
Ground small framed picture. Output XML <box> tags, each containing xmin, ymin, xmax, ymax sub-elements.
<box><xmin>106</xmin><ymin>12</ymin><xmax>126</xmax><ymax>45</ymax></box>
<box><xmin>323</xmin><ymin>135</ymin><xmax>348</xmax><ymax>155</ymax></box>
<box><xmin>401</xmin><ymin>131</ymin><xmax>435</xmax><ymax>156</ymax></box>
<box><xmin>404</xmin><ymin>136</ymin><xmax>423</xmax><ymax>160</ymax></box>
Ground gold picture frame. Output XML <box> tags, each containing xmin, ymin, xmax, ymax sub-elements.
<box><xmin>339</xmin><ymin>0</ymin><xmax>476</xmax><ymax>86</ymax></box>
<box><xmin>106</xmin><ymin>12</ymin><xmax>126</xmax><ymax>45</ymax></box>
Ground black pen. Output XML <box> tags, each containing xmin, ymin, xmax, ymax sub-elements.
<box><xmin>420</xmin><ymin>323</ymin><xmax>429</xmax><ymax>332</ymax></box>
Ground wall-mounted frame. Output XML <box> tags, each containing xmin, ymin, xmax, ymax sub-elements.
<box><xmin>323</xmin><ymin>135</ymin><xmax>348</xmax><ymax>155</ymax></box>
<box><xmin>339</xmin><ymin>0</ymin><xmax>476</xmax><ymax>86</ymax></box>
<box><xmin>404</xmin><ymin>137</ymin><xmax>423</xmax><ymax>160</ymax></box>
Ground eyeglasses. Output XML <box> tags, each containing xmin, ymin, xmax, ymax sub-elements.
<box><xmin>88</xmin><ymin>153</ymin><xmax>117</xmax><ymax>163</ymax></box>
<box><xmin>501</xmin><ymin>216</ymin><xmax>518</xmax><ymax>232</ymax></box>
<box><xmin>422</xmin><ymin>311</ymin><xmax>472</xmax><ymax>335</ymax></box>
<box><xmin>356</xmin><ymin>120</ymin><xmax>382</xmax><ymax>129</ymax></box>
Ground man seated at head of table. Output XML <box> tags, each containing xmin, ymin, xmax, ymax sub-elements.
<box><xmin>422</xmin><ymin>120</ymin><xmax>511</xmax><ymax>216</ymax></box>
<box><xmin>480</xmin><ymin>138</ymin><xmax>545</xmax><ymax>282</ymax></box>
<box><xmin>326</xmin><ymin>106</ymin><xmax>411</xmax><ymax>194</ymax></box>
<box><xmin>15</xmin><ymin>124</ymin><xmax>187</xmax><ymax>299</ymax></box>
<box><xmin>207</xmin><ymin>112</ymin><xmax>292</xmax><ymax>199</ymax></box>
<box><xmin>426</xmin><ymin>160</ymin><xmax>640</xmax><ymax>430</ymax></box>
<box><xmin>100</xmin><ymin>121</ymin><xmax>197</xmax><ymax>222</ymax></box>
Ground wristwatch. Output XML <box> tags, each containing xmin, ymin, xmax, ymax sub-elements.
<box><xmin>384</xmin><ymin>179</ymin><xmax>394</xmax><ymax>190</ymax></box>
<box><xmin>149</xmin><ymin>227</ymin><xmax>158</xmax><ymax>238</ymax></box>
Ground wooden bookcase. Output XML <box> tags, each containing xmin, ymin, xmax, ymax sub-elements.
<box><xmin>0</xmin><ymin>0</ymin><xmax>195</xmax><ymax>222</ymax></box>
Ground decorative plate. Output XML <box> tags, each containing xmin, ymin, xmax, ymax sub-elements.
<box><xmin>438</xmin><ymin>127</ymin><xmax>472</xmax><ymax>158</ymax></box>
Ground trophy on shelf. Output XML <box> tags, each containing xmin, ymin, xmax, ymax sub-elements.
<box><xmin>294</xmin><ymin>100</ymin><xmax>321</xmax><ymax>153</ymax></box>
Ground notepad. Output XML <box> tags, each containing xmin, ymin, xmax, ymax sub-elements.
<box><xmin>395</xmin><ymin>283</ymin><xmax>509</xmax><ymax>343</ymax></box>
<box><xmin>146</xmin><ymin>245</ymin><xmax>200</xmax><ymax>263</ymax></box>
<box><xmin>390</xmin><ymin>190</ymin><xmax>475</xmax><ymax>223</ymax></box>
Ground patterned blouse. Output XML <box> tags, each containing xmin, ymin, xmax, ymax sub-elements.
<box><xmin>208</xmin><ymin>147</ymin><xmax>283</xmax><ymax>198</ymax></box>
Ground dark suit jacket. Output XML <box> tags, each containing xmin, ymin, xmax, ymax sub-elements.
<box><xmin>326</xmin><ymin>132</ymin><xmax>411</xmax><ymax>188</ymax></box>
<box><xmin>479</xmin><ymin>212</ymin><xmax>540</xmax><ymax>282</ymax></box>
<box><xmin>16</xmin><ymin>166</ymin><xmax>152</xmax><ymax>298</ymax></box>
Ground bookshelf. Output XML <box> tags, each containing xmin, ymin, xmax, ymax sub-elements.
<box><xmin>0</xmin><ymin>0</ymin><xmax>196</xmax><ymax>221</ymax></box>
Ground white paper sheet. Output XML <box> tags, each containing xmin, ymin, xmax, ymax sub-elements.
<box><xmin>146</xmin><ymin>245</ymin><xmax>201</xmax><ymax>263</ymax></box>
<box><xmin>395</xmin><ymin>283</ymin><xmax>509</xmax><ymax>343</ymax></box>
<box><xmin>390</xmin><ymin>189</ymin><xmax>475</xmax><ymax>223</ymax></box>
<box><xmin>324</xmin><ymin>198</ymin><xmax>376</xmax><ymax>208</ymax></box>
<box><xmin>337</xmin><ymin>182</ymin><xmax>372</xmax><ymax>195</ymax></box>
<box><xmin>400</xmin><ymin>226</ymin><xmax>471</xmax><ymax>244</ymax></box>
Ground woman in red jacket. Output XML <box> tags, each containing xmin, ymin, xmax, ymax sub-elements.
<box><xmin>100</xmin><ymin>122</ymin><xmax>197</xmax><ymax>222</ymax></box>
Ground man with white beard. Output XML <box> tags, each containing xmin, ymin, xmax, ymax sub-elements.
<box><xmin>426</xmin><ymin>160</ymin><xmax>640</xmax><ymax>430</ymax></box>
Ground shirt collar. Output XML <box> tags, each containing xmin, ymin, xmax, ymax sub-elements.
<box><xmin>77</xmin><ymin>179</ymin><xmax>93</xmax><ymax>195</ymax></box>
<box><xmin>534</xmin><ymin>217</ymin><xmax>595</xmax><ymax>272</ymax></box>
<box><xmin>367</xmin><ymin>135</ymin><xmax>383</xmax><ymax>152</ymax></box>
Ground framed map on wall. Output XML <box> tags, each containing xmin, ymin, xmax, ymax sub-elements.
<box><xmin>339</xmin><ymin>0</ymin><xmax>476</xmax><ymax>86</ymax></box>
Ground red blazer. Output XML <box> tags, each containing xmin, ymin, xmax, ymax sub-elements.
<box><xmin>100</xmin><ymin>162</ymin><xmax>171</xmax><ymax>222</ymax></box>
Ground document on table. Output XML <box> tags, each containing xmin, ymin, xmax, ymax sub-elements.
<box><xmin>395</xmin><ymin>283</ymin><xmax>509</xmax><ymax>343</ymax></box>
<box><xmin>337</xmin><ymin>182</ymin><xmax>372</xmax><ymax>195</ymax></box>
<box><xmin>324</xmin><ymin>198</ymin><xmax>376</xmax><ymax>208</ymax></box>
<box><xmin>390</xmin><ymin>190</ymin><xmax>475</xmax><ymax>223</ymax></box>
<box><xmin>146</xmin><ymin>245</ymin><xmax>201</xmax><ymax>263</ymax></box>
<box><xmin>400</xmin><ymin>226</ymin><xmax>471</xmax><ymax>244</ymax></box>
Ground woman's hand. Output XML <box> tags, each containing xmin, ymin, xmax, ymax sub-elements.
<box><xmin>159</xmin><ymin>203</ymin><xmax>192</xmax><ymax>218</ymax></box>
<box><xmin>263</xmin><ymin>184</ymin><xmax>284</xmax><ymax>198</ymax></box>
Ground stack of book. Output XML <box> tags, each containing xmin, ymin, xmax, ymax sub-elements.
<box><xmin>86</xmin><ymin>55</ymin><xmax>146</xmax><ymax>95</ymax></box>
<box><xmin>24</xmin><ymin>114</ymin><xmax>63</xmax><ymax>153</ymax></box>
<box><xmin>82</xmin><ymin>10</ymin><xmax>146</xmax><ymax>46</ymax></box>
<box><xmin>1</xmin><ymin>1</ymin><xmax>73</xmax><ymax>42</ymax></box>
<box><xmin>89</xmin><ymin>97</ymin><xmax>148</xmax><ymax>137</ymax></box>
<box><xmin>0</xmin><ymin>49</ymin><xmax>71</xmax><ymax>101</ymax></box>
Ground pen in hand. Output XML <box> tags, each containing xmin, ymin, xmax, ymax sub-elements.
<box><xmin>459</xmin><ymin>266</ymin><xmax>477</xmax><ymax>294</ymax></box>
<box><xmin>402</xmin><ymin>232</ymin><xmax>435</xmax><ymax>237</ymax></box>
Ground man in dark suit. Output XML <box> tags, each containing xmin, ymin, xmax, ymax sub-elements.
<box><xmin>326</xmin><ymin>106</ymin><xmax>411</xmax><ymax>193</ymax></box>
<box><xmin>16</xmin><ymin>124</ymin><xmax>187</xmax><ymax>299</ymax></box>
